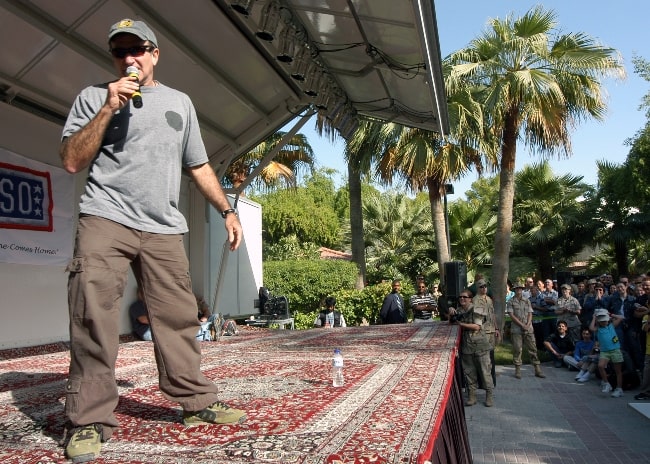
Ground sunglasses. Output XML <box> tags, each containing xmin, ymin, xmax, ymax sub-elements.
<box><xmin>459</xmin><ymin>296</ymin><xmax>470</xmax><ymax>299</ymax></box>
<box><xmin>479</xmin><ymin>285</ymin><xmax>487</xmax><ymax>288</ymax></box>
<box><xmin>110</xmin><ymin>45</ymin><xmax>155</xmax><ymax>59</ymax></box>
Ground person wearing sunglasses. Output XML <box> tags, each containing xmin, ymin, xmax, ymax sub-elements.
<box><xmin>59</xmin><ymin>18</ymin><xmax>245</xmax><ymax>463</ymax></box>
<box><xmin>448</xmin><ymin>290</ymin><xmax>494</xmax><ymax>407</ymax></box>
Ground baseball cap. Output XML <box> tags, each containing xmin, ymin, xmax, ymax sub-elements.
<box><xmin>476</xmin><ymin>279</ymin><xmax>486</xmax><ymax>287</ymax></box>
<box><xmin>597</xmin><ymin>313</ymin><xmax>610</xmax><ymax>322</ymax></box>
<box><xmin>513</xmin><ymin>280</ymin><xmax>525</xmax><ymax>289</ymax></box>
<box><xmin>108</xmin><ymin>19</ymin><xmax>158</xmax><ymax>48</ymax></box>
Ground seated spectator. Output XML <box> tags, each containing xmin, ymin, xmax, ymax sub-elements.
<box><xmin>564</xmin><ymin>328</ymin><xmax>596</xmax><ymax>381</ymax></box>
<box><xmin>129</xmin><ymin>287</ymin><xmax>152</xmax><ymax>341</ymax></box>
<box><xmin>410</xmin><ymin>281</ymin><xmax>438</xmax><ymax>322</ymax></box>
<box><xmin>544</xmin><ymin>320</ymin><xmax>575</xmax><ymax>368</ymax></box>
<box><xmin>131</xmin><ymin>288</ymin><xmax>221</xmax><ymax>341</ymax></box>
<box><xmin>314</xmin><ymin>296</ymin><xmax>346</xmax><ymax>328</ymax></box>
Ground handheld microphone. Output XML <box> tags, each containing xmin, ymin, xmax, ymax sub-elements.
<box><xmin>125</xmin><ymin>66</ymin><xmax>143</xmax><ymax>108</ymax></box>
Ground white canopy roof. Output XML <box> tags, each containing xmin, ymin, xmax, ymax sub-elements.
<box><xmin>0</xmin><ymin>0</ymin><xmax>448</xmax><ymax>177</ymax></box>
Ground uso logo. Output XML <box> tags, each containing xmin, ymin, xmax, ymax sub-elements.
<box><xmin>0</xmin><ymin>162</ymin><xmax>53</xmax><ymax>231</ymax></box>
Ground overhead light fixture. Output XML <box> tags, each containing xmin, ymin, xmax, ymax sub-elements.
<box><xmin>303</xmin><ymin>65</ymin><xmax>323</xmax><ymax>97</ymax></box>
<box><xmin>313</xmin><ymin>79</ymin><xmax>333</xmax><ymax>110</ymax></box>
<box><xmin>276</xmin><ymin>23</ymin><xmax>297</xmax><ymax>63</ymax></box>
<box><xmin>230</xmin><ymin>0</ymin><xmax>254</xmax><ymax>16</ymax></box>
<box><xmin>256</xmin><ymin>0</ymin><xmax>282</xmax><ymax>42</ymax></box>
<box><xmin>290</xmin><ymin>45</ymin><xmax>310</xmax><ymax>81</ymax></box>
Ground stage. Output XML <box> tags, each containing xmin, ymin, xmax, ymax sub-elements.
<box><xmin>0</xmin><ymin>322</ymin><xmax>471</xmax><ymax>463</ymax></box>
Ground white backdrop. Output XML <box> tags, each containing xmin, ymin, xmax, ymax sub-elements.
<box><xmin>0</xmin><ymin>147</ymin><xmax>74</xmax><ymax>266</ymax></box>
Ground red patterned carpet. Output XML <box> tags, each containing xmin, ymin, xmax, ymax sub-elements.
<box><xmin>0</xmin><ymin>323</ymin><xmax>461</xmax><ymax>463</ymax></box>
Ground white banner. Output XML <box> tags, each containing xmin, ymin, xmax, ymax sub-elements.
<box><xmin>0</xmin><ymin>147</ymin><xmax>74</xmax><ymax>266</ymax></box>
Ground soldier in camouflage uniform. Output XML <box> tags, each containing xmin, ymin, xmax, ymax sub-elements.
<box><xmin>449</xmin><ymin>289</ymin><xmax>494</xmax><ymax>407</ymax></box>
<box><xmin>506</xmin><ymin>281</ymin><xmax>545</xmax><ymax>379</ymax></box>
<box><xmin>472</xmin><ymin>279</ymin><xmax>498</xmax><ymax>387</ymax></box>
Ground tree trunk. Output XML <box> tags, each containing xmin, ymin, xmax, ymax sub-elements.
<box><xmin>348</xmin><ymin>161</ymin><xmax>367</xmax><ymax>289</ymax></box>
<box><xmin>537</xmin><ymin>247</ymin><xmax>553</xmax><ymax>281</ymax></box>
<box><xmin>614</xmin><ymin>240</ymin><xmax>628</xmax><ymax>277</ymax></box>
<box><xmin>426</xmin><ymin>177</ymin><xmax>450</xmax><ymax>283</ymax></box>
<box><xmin>492</xmin><ymin>110</ymin><xmax>519</xmax><ymax>335</ymax></box>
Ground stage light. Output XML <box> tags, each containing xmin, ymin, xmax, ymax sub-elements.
<box><xmin>290</xmin><ymin>45</ymin><xmax>310</xmax><ymax>81</ymax></box>
<box><xmin>230</xmin><ymin>0</ymin><xmax>254</xmax><ymax>16</ymax></box>
<box><xmin>256</xmin><ymin>0</ymin><xmax>281</xmax><ymax>42</ymax></box>
<box><xmin>276</xmin><ymin>24</ymin><xmax>297</xmax><ymax>63</ymax></box>
<box><xmin>313</xmin><ymin>79</ymin><xmax>333</xmax><ymax>110</ymax></box>
<box><xmin>303</xmin><ymin>65</ymin><xmax>323</xmax><ymax>97</ymax></box>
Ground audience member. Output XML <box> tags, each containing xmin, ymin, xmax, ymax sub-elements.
<box><xmin>522</xmin><ymin>277</ymin><xmax>535</xmax><ymax>299</ymax></box>
<box><xmin>539</xmin><ymin>278</ymin><xmax>558</xmax><ymax>342</ymax></box>
<box><xmin>505</xmin><ymin>281</ymin><xmax>545</xmax><ymax>379</ymax></box>
<box><xmin>544</xmin><ymin>320</ymin><xmax>575</xmax><ymax>368</ymax></box>
<box><xmin>582</xmin><ymin>282</ymin><xmax>608</xmax><ymax>328</ymax></box>
<box><xmin>448</xmin><ymin>289</ymin><xmax>494</xmax><ymax>407</ymax></box>
<box><xmin>607</xmin><ymin>281</ymin><xmax>638</xmax><ymax>365</ymax></box>
<box><xmin>555</xmin><ymin>284</ymin><xmax>582</xmax><ymax>342</ymax></box>
<box><xmin>314</xmin><ymin>296</ymin><xmax>346</xmax><ymax>328</ymax></box>
<box><xmin>590</xmin><ymin>309</ymin><xmax>626</xmax><ymax>398</ymax></box>
<box><xmin>634</xmin><ymin>313</ymin><xmax>650</xmax><ymax>400</ymax></box>
<box><xmin>565</xmin><ymin>328</ymin><xmax>597</xmax><ymax>382</ymax></box>
<box><xmin>410</xmin><ymin>280</ymin><xmax>438</xmax><ymax>322</ymax></box>
<box><xmin>575</xmin><ymin>280</ymin><xmax>587</xmax><ymax>307</ymax></box>
<box><xmin>380</xmin><ymin>279</ymin><xmax>406</xmax><ymax>324</ymax></box>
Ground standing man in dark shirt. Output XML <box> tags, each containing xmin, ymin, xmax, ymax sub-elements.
<box><xmin>380</xmin><ymin>280</ymin><xmax>406</xmax><ymax>324</ymax></box>
<box><xmin>410</xmin><ymin>280</ymin><xmax>438</xmax><ymax>322</ymax></box>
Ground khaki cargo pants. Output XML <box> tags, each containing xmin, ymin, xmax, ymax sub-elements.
<box><xmin>65</xmin><ymin>215</ymin><xmax>218</xmax><ymax>439</ymax></box>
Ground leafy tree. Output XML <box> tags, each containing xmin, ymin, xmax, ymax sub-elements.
<box><xmin>263</xmin><ymin>235</ymin><xmax>320</xmax><ymax>261</ymax></box>
<box><xmin>512</xmin><ymin>161</ymin><xmax>591</xmax><ymax>278</ymax></box>
<box><xmin>253</xmin><ymin>187</ymin><xmax>340</xmax><ymax>248</ymax></box>
<box><xmin>445</xmin><ymin>6</ymin><xmax>625</xmax><ymax>330</ymax></box>
<box><xmin>362</xmin><ymin>190</ymin><xmax>433</xmax><ymax>283</ymax></box>
<box><xmin>590</xmin><ymin>161</ymin><xmax>645</xmax><ymax>276</ymax></box>
<box><xmin>447</xmin><ymin>198</ymin><xmax>496</xmax><ymax>276</ymax></box>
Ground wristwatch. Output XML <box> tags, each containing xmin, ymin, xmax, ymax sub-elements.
<box><xmin>220</xmin><ymin>208</ymin><xmax>237</xmax><ymax>218</ymax></box>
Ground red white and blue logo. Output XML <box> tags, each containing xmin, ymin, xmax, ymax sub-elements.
<box><xmin>0</xmin><ymin>162</ymin><xmax>53</xmax><ymax>232</ymax></box>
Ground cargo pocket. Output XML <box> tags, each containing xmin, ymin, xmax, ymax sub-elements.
<box><xmin>66</xmin><ymin>257</ymin><xmax>85</xmax><ymax>274</ymax></box>
<box><xmin>64</xmin><ymin>378</ymin><xmax>81</xmax><ymax>416</ymax></box>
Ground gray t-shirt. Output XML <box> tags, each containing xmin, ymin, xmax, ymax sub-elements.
<box><xmin>62</xmin><ymin>83</ymin><xmax>208</xmax><ymax>234</ymax></box>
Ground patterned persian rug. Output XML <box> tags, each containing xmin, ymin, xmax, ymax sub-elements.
<box><xmin>0</xmin><ymin>323</ymin><xmax>460</xmax><ymax>463</ymax></box>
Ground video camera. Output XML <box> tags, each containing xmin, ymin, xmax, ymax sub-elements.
<box><xmin>449</xmin><ymin>310</ymin><xmax>470</xmax><ymax>324</ymax></box>
<box><xmin>258</xmin><ymin>287</ymin><xmax>290</xmax><ymax>319</ymax></box>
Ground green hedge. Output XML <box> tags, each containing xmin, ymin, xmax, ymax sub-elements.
<box><xmin>263</xmin><ymin>260</ymin><xmax>415</xmax><ymax>329</ymax></box>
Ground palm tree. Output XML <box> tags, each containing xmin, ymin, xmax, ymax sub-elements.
<box><xmin>362</xmin><ymin>190</ymin><xmax>432</xmax><ymax>282</ymax></box>
<box><xmin>447</xmin><ymin>199</ymin><xmax>496</xmax><ymax>275</ymax></box>
<box><xmin>512</xmin><ymin>161</ymin><xmax>590</xmax><ymax>278</ymax></box>
<box><xmin>591</xmin><ymin>160</ymin><xmax>645</xmax><ymax>276</ymax></box>
<box><xmin>224</xmin><ymin>131</ymin><xmax>315</xmax><ymax>193</ymax></box>
<box><xmin>445</xmin><ymin>6</ymin><xmax>625</xmax><ymax>330</ymax></box>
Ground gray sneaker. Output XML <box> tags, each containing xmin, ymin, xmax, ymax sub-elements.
<box><xmin>65</xmin><ymin>424</ymin><xmax>103</xmax><ymax>463</ymax></box>
<box><xmin>183</xmin><ymin>401</ymin><xmax>246</xmax><ymax>426</ymax></box>
<box><xmin>611</xmin><ymin>387</ymin><xmax>624</xmax><ymax>398</ymax></box>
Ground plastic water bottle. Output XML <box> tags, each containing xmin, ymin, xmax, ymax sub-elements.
<box><xmin>332</xmin><ymin>348</ymin><xmax>344</xmax><ymax>387</ymax></box>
